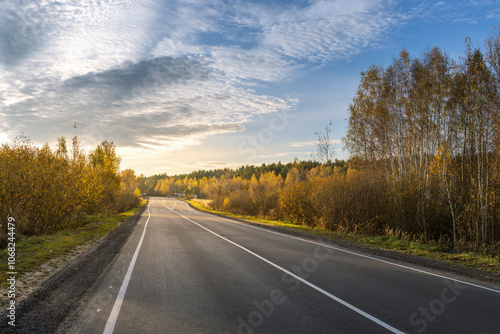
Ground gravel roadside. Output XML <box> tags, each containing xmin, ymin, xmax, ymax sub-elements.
<box><xmin>0</xmin><ymin>202</ymin><xmax>147</xmax><ymax>334</ymax></box>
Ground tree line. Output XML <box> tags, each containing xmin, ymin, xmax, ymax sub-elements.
<box><xmin>0</xmin><ymin>134</ymin><xmax>141</xmax><ymax>247</ymax></box>
<box><xmin>144</xmin><ymin>161</ymin><xmax>387</xmax><ymax>237</ymax></box>
<box><xmin>146</xmin><ymin>30</ymin><xmax>500</xmax><ymax>254</ymax></box>
<box><xmin>140</xmin><ymin>160</ymin><xmax>346</xmax><ymax>196</ymax></box>
<box><xmin>344</xmin><ymin>30</ymin><xmax>500</xmax><ymax>252</ymax></box>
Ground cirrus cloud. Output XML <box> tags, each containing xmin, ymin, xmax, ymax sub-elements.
<box><xmin>0</xmin><ymin>0</ymin><xmax>459</xmax><ymax>168</ymax></box>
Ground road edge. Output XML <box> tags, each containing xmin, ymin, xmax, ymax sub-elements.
<box><xmin>0</xmin><ymin>200</ymin><xmax>148</xmax><ymax>334</ymax></box>
<box><xmin>182</xmin><ymin>199</ymin><xmax>500</xmax><ymax>286</ymax></box>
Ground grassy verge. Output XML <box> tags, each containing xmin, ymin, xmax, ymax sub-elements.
<box><xmin>0</xmin><ymin>199</ymin><xmax>147</xmax><ymax>289</ymax></box>
<box><xmin>188</xmin><ymin>199</ymin><xmax>500</xmax><ymax>277</ymax></box>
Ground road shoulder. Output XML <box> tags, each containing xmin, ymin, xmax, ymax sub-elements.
<box><xmin>0</xmin><ymin>201</ymin><xmax>148</xmax><ymax>334</ymax></box>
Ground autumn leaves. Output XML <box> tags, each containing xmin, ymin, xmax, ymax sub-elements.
<box><xmin>0</xmin><ymin>135</ymin><xmax>141</xmax><ymax>246</ymax></box>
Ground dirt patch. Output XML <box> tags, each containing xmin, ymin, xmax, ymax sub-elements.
<box><xmin>0</xmin><ymin>203</ymin><xmax>147</xmax><ymax>334</ymax></box>
<box><xmin>0</xmin><ymin>242</ymin><xmax>97</xmax><ymax>312</ymax></box>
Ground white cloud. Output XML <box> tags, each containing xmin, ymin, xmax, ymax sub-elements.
<box><xmin>258</xmin><ymin>151</ymin><xmax>307</xmax><ymax>159</ymax></box>
<box><xmin>0</xmin><ymin>131</ymin><xmax>9</xmax><ymax>144</ymax></box>
<box><xmin>289</xmin><ymin>140</ymin><xmax>342</xmax><ymax>147</ymax></box>
<box><xmin>405</xmin><ymin>0</ymin><xmax>500</xmax><ymax>23</ymax></box>
<box><xmin>0</xmin><ymin>0</ymin><xmax>423</xmax><ymax>168</ymax></box>
<box><xmin>259</xmin><ymin>0</ymin><xmax>400</xmax><ymax>64</ymax></box>
<box><xmin>289</xmin><ymin>141</ymin><xmax>317</xmax><ymax>147</ymax></box>
<box><xmin>153</xmin><ymin>0</ymin><xmax>407</xmax><ymax>82</ymax></box>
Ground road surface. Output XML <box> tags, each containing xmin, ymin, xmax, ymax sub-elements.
<box><xmin>67</xmin><ymin>197</ymin><xmax>500</xmax><ymax>333</ymax></box>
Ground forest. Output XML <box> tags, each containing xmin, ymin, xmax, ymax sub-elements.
<box><xmin>2</xmin><ymin>31</ymin><xmax>499</xmax><ymax>254</ymax></box>
<box><xmin>0</xmin><ymin>134</ymin><xmax>142</xmax><ymax>247</ymax></box>
<box><xmin>146</xmin><ymin>30</ymin><xmax>500</xmax><ymax>254</ymax></box>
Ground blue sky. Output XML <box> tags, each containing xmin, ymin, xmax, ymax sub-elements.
<box><xmin>1</xmin><ymin>0</ymin><xmax>499</xmax><ymax>175</ymax></box>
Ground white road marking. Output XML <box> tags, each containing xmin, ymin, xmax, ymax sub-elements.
<box><xmin>180</xmin><ymin>201</ymin><xmax>500</xmax><ymax>294</ymax></box>
<box><xmin>157</xmin><ymin>200</ymin><xmax>404</xmax><ymax>334</ymax></box>
<box><xmin>103</xmin><ymin>201</ymin><xmax>151</xmax><ymax>334</ymax></box>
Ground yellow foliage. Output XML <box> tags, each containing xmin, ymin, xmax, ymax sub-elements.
<box><xmin>0</xmin><ymin>135</ymin><xmax>137</xmax><ymax>246</ymax></box>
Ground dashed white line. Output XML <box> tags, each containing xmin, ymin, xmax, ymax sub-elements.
<box><xmin>157</xmin><ymin>199</ymin><xmax>404</xmax><ymax>334</ymax></box>
<box><xmin>180</xmin><ymin>201</ymin><xmax>500</xmax><ymax>294</ymax></box>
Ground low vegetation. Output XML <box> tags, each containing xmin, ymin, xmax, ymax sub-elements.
<box><xmin>0</xmin><ymin>132</ymin><xmax>142</xmax><ymax>247</ymax></box>
<box><xmin>0</xmin><ymin>199</ymin><xmax>146</xmax><ymax>291</ymax></box>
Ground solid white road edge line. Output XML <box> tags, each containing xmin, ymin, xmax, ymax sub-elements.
<box><xmin>157</xmin><ymin>200</ymin><xmax>404</xmax><ymax>334</ymax></box>
<box><xmin>103</xmin><ymin>201</ymin><xmax>152</xmax><ymax>334</ymax></box>
<box><xmin>180</xmin><ymin>201</ymin><xmax>500</xmax><ymax>294</ymax></box>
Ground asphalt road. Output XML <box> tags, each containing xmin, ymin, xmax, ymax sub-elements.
<box><xmin>67</xmin><ymin>197</ymin><xmax>500</xmax><ymax>333</ymax></box>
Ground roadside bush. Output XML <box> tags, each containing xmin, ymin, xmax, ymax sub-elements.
<box><xmin>0</xmin><ymin>136</ymin><xmax>140</xmax><ymax>248</ymax></box>
<box><xmin>117</xmin><ymin>191</ymin><xmax>141</xmax><ymax>213</ymax></box>
<box><xmin>278</xmin><ymin>179</ymin><xmax>315</xmax><ymax>226</ymax></box>
<box><xmin>309</xmin><ymin>169</ymin><xmax>387</xmax><ymax>233</ymax></box>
